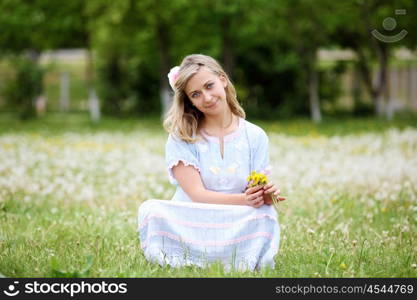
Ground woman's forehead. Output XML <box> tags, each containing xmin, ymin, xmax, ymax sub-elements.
<box><xmin>185</xmin><ymin>67</ymin><xmax>217</xmax><ymax>93</ymax></box>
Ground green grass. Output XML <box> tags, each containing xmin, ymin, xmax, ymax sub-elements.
<box><xmin>255</xmin><ymin>113</ymin><xmax>417</xmax><ymax>137</ymax></box>
<box><xmin>0</xmin><ymin>113</ymin><xmax>416</xmax><ymax>277</ymax></box>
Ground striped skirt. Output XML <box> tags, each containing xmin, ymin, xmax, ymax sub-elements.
<box><xmin>137</xmin><ymin>200</ymin><xmax>280</xmax><ymax>271</ymax></box>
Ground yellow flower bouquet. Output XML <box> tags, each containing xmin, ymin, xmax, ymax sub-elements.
<box><xmin>246</xmin><ymin>171</ymin><xmax>277</xmax><ymax>205</ymax></box>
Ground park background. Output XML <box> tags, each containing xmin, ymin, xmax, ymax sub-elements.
<box><xmin>0</xmin><ymin>0</ymin><xmax>416</xmax><ymax>277</ymax></box>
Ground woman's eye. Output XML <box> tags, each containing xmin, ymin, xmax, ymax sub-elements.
<box><xmin>191</xmin><ymin>92</ymin><xmax>199</xmax><ymax>98</ymax></box>
<box><xmin>207</xmin><ymin>83</ymin><xmax>214</xmax><ymax>89</ymax></box>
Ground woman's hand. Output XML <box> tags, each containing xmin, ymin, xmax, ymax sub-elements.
<box><xmin>243</xmin><ymin>185</ymin><xmax>265</xmax><ymax>208</ymax></box>
<box><xmin>262</xmin><ymin>182</ymin><xmax>286</xmax><ymax>205</ymax></box>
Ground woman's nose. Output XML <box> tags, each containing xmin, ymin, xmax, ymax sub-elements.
<box><xmin>201</xmin><ymin>89</ymin><xmax>212</xmax><ymax>102</ymax></box>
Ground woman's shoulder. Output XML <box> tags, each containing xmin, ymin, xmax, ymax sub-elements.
<box><xmin>167</xmin><ymin>133</ymin><xmax>189</xmax><ymax>148</ymax></box>
<box><xmin>166</xmin><ymin>133</ymin><xmax>202</xmax><ymax>155</ymax></box>
<box><xmin>242</xmin><ymin>118</ymin><xmax>268</xmax><ymax>140</ymax></box>
<box><xmin>167</xmin><ymin>132</ymin><xmax>204</xmax><ymax>145</ymax></box>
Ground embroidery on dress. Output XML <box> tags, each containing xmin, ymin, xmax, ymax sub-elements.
<box><xmin>209</xmin><ymin>166</ymin><xmax>221</xmax><ymax>175</ymax></box>
<box><xmin>227</xmin><ymin>163</ymin><xmax>239</xmax><ymax>174</ymax></box>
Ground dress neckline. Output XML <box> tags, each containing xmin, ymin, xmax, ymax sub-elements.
<box><xmin>200</xmin><ymin>117</ymin><xmax>244</xmax><ymax>143</ymax></box>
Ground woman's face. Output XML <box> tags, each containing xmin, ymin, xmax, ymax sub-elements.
<box><xmin>184</xmin><ymin>66</ymin><xmax>228</xmax><ymax>116</ymax></box>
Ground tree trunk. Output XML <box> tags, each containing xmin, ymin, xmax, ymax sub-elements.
<box><xmin>59</xmin><ymin>71</ymin><xmax>70</xmax><ymax>112</ymax></box>
<box><xmin>156</xmin><ymin>22</ymin><xmax>172</xmax><ymax>120</ymax></box>
<box><xmin>372</xmin><ymin>68</ymin><xmax>384</xmax><ymax>117</ymax></box>
<box><xmin>352</xmin><ymin>63</ymin><xmax>362</xmax><ymax>112</ymax></box>
<box><xmin>360</xmin><ymin>3</ymin><xmax>390</xmax><ymax>117</ymax></box>
<box><xmin>86</xmin><ymin>48</ymin><xmax>100</xmax><ymax>122</ymax></box>
<box><xmin>88</xmin><ymin>88</ymin><xmax>100</xmax><ymax>123</ymax></box>
<box><xmin>386</xmin><ymin>66</ymin><xmax>399</xmax><ymax>120</ymax></box>
<box><xmin>355</xmin><ymin>47</ymin><xmax>389</xmax><ymax>117</ymax></box>
<box><xmin>375</xmin><ymin>43</ymin><xmax>389</xmax><ymax>117</ymax></box>
<box><xmin>35</xmin><ymin>95</ymin><xmax>46</xmax><ymax>117</ymax></box>
<box><xmin>221</xmin><ymin>18</ymin><xmax>234</xmax><ymax>77</ymax></box>
<box><xmin>406</xmin><ymin>65</ymin><xmax>410</xmax><ymax>106</ymax></box>
<box><xmin>22</xmin><ymin>50</ymin><xmax>42</xmax><ymax>119</ymax></box>
<box><xmin>411</xmin><ymin>67</ymin><xmax>417</xmax><ymax>111</ymax></box>
<box><xmin>308</xmin><ymin>52</ymin><xmax>321</xmax><ymax>123</ymax></box>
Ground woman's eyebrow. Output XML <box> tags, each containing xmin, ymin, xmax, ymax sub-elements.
<box><xmin>188</xmin><ymin>80</ymin><xmax>212</xmax><ymax>95</ymax></box>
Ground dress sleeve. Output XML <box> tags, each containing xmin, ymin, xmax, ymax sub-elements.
<box><xmin>165</xmin><ymin>134</ymin><xmax>201</xmax><ymax>185</ymax></box>
<box><xmin>252</xmin><ymin>129</ymin><xmax>272</xmax><ymax>175</ymax></box>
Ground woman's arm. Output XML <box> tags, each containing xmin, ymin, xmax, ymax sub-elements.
<box><xmin>172</xmin><ymin>161</ymin><xmax>264</xmax><ymax>207</ymax></box>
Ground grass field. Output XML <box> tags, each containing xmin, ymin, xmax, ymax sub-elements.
<box><xmin>0</xmin><ymin>113</ymin><xmax>416</xmax><ymax>277</ymax></box>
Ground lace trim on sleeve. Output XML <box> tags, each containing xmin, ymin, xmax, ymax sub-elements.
<box><xmin>167</xmin><ymin>159</ymin><xmax>201</xmax><ymax>185</ymax></box>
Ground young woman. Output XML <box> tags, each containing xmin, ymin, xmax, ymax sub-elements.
<box><xmin>138</xmin><ymin>54</ymin><xmax>285</xmax><ymax>271</ymax></box>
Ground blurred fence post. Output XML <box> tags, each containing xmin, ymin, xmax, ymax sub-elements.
<box><xmin>88</xmin><ymin>88</ymin><xmax>100</xmax><ymax>123</ymax></box>
<box><xmin>386</xmin><ymin>67</ymin><xmax>395</xmax><ymax>120</ymax></box>
<box><xmin>352</xmin><ymin>63</ymin><xmax>362</xmax><ymax>109</ymax></box>
<box><xmin>309</xmin><ymin>66</ymin><xmax>321</xmax><ymax>123</ymax></box>
<box><xmin>35</xmin><ymin>95</ymin><xmax>46</xmax><ymax>117</ymax></box>
<box><xmin>410</xmin><ymin>66</ymin><xmax>417</xmax><ymax>110</ymax></box>
<box><xmin>59</xmin><ymin>71</ymin><xmax>70</xmax><ymax>112</ymax></box>
<box><xmin>161</xmin><ymin>87</ymin><xmax>171</xmax><ymax>121</ymax></box>
<box><xmin>406</xmin><ymin>64</ymin><xmax>411</xmax><ymax>107</ymax></box>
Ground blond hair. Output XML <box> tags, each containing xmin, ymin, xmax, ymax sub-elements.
<box><xmin>163</xmin><ymin>54</ymin><xmax>245</xmax><ymax>143</ymax></box>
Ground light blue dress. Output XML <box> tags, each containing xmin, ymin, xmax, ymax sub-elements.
<box><xmin>138</xmin><ymin>117</ymin><xmax>280</xmax><ymax>271</ymax></box>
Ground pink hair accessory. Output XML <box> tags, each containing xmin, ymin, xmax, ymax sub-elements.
<box><xmin>167</xmin><ymin>66</ymin><xmax>180</xmax><ymax>90</ymax></box>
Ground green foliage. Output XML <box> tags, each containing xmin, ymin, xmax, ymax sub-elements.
<box><xmin>0</xmin><ymin>0</ymin><xmax>87</xmax><ymax>53</ymax></box>
<box><xmin>0</xmin><ymin>0</ymin><xmax>416</xmax><ymax>117</ymax></box>
<box><xmin>51</xmin><ymin>255</ymin><xmax>94</xmax><ymax>278</ymax></box>
<box><xmin>1</xmin><ymin>55</ymin><xmax>43</xmax><ymax>119</ymax></box>
<box><xmin>318</xmin><ymin>62</ymin><xmax>346</xmax><ymax>111</ymax></box>
<box><xmin>0</xmin><ymin>0</ymin><xmax>87</xmax><ymax>117</ymax></box>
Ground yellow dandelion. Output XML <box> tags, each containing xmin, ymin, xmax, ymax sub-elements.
<box><xmin>247</xmin><ymin>171</ymin><xmax>269</xmax><ymax>187</ymax></box>
<box><xmin>339</xmin><ymin>263</ymin><xmax>347</xmax><ymax>270</ymax></box>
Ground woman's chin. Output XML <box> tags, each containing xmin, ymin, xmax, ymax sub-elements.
<box><xmin>205</xmin><ymin>100</ymin><xmax>228</xmax><ymax>115</ymax></box>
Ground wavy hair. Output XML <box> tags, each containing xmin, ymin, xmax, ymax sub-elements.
<box><xmin>163</xmin><ymin>54</ymin><xmax>245</xmax><ymax>143</ymax></box>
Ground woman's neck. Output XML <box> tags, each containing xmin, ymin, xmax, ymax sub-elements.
<box><xmin>200</xmin><ymin>109</ymin><xmax>236</xmax><ymax>136</ymax></box>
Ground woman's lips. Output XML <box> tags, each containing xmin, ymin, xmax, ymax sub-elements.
<box><xmin>205</xmin><ymin>100</ymin><xmax>218</xmax><ymax>109</ymax></box>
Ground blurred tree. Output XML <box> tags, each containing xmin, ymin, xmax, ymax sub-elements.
<box><xmin>194</xmin><ymin>0</ymin><xmax>250</xmax><ymax>77</ymax></box>
<box><xmin>85</xmin><ymin>0</ymin><xmax>135</xmax><ymax>116</ymax></box>
<box><xmin>0</xmin><ymin>0</ymin><xmax>87</xmax><ymax>118</ymax></box>
<box><xmin>134</xmin><ymin>0</ymin><xmax>191</xmax><ymax>118</ymax></box>
<box><xmin>274</xmin><ymin>0</ymin><xmax>343</xmax><ymax>123</ymax></box>
<box><xmin>331</xmin><ymin>0</ymin><xmax>417</xmax><ymax>117</ymax></box>
<box><xmin>2</xmin><ymin>0</ymin><xmax>415</xmax><ymax>120</ymax></box>
<box><xmin>86</xmin><ymin>0</ymin><xmax>191</xmax><ymax>117</ymax></box>
<box><xmin>233</xmin><ymin>0</ymin><xmax>341</xmax><ymax>121</ymax></box>
<box><xmin>1</xmin><ymin>55</ymin><xmax>43</xmax><ymax>119</ymax></box>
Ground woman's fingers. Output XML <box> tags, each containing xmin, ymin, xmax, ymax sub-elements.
<box><xmin>246</xmin><ymin>184</ymin><xmax>287</xmax><ymax>207</ymax></box>
<box><xmin>252</xmin><ymin>197</ymin><xmax>264</xmax><ymax>207</ymax></box>
<box><xmin>265</xmin><ymin>187</ymin><xmax>280</xmax><ymax>195</ymax></box>
<box><xmin>250</xmin><ymin>190</ymin><xmax>264</xmax><ymax>201</ymax></box>
<box><xmin>246</xmin><ymin>182</ymin><xmax>286</xmax><ymax>206</ymax></box>
<box><xmin>247</xmin><ymin>185</ymin><xmax>263</xmax><ymax>195</ymax></box>
<box><xmin>272</xmin><ymin>189</ymin><xmax>286</xmax><ymax>201</ymax></box>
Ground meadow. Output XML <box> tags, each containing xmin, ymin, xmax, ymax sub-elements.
<box><xmin>0</xmin><ymin>113</ymin><xmax>416</xmax><ymax>277</ymax></box>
